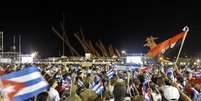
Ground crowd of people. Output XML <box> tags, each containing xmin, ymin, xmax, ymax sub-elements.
<box><xmin>0</xmin><ymin>63</ymin><xmax>201</xmax><ymax>101</ymax></box>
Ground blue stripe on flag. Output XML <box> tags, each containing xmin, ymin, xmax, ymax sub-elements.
<box><xmin>92</xmin><ymin>83</ymin><xmax>101</xmax><ymax>91</ymax></box>
<box><xmin>107</xmin><ymin>69</ymin><xmax>114</xmax><ymax>80</ymax></box>
<box><xmin>1</xmin><ymin>67</ymin><xmax>49</xmax><ymax>101</ymax></box>
<box><xmin>91</xmin><ymin>82</ymin><xmax>104</xmax><ymax>95</ymax></box>
<box><xmin>107</xmin><ymin>69</ymin><xmax>112</xmax><ymax>74</ymax></box>
<box><xmin>78</xmin><ymin>79</ymin><xmax>84</xmax><ymax>87</ymax></box>
<box><xmin>1</xmin><ymin>67</ymin><xmax>39</xmax><ymax>79</ymax></box>
<box><xmin>13</xmin><ymin>86</ymin><xmax>49</xmax><ymax>101</ymax></box>
<box><xmin>95</xmin><ymin>85</ymin><xmax>104</xmax><ymax>95</ymax></box>
<box><xmin>24</xmin><ymin>78</ymin><xmax>46</xmax><ymax>87</ymax></box>
<box><xmin>90</xmin><ymin>80</ymin><xmax>99</xmax><ymax>89</ymax></box>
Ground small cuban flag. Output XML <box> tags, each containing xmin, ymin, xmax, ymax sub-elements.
<box><xmin>91</xmin><ymin>81</ymin><xmax>104</xmax><ymax>95</ymax></box>
<box><xmin>0</xmin><ymin>67</ymin><xmax>49</xmax><ymax>101</ymax></box>
<box><xmin>106</xmin><ymin>69</ymin><xmax>115</xmax><ymax>80</ymax></box>
<box><xmin>77</xmin><ymin>79</ymin><xmax>85</xmax><ymax>87</ymax></box>
<box><xmin>166</xmin><ymin>68</ymin><xmax>175</xmax><ymax>81</ymax></box>
<box><xmin>61</xmin><ymin>76</ymin><xmax>71</xmax><ymax>92</ymax></box>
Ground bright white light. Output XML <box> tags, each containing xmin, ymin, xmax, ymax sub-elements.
<box><xmin>121</xmin><ymin>50</ymin><xmax>126</xmax><ymax>54</ymax></box>
<box><xmin>85</xmin><ymin>53</ymin><xmax>91</xmax><ymax>60</ymax></box>
<box><xmin>126</xmin><ymin>56</ymin><xmax>143</xmax><ymax>64</ymax></box>
<box><xmin>31</xmin><ymin>52</ymin><xmax>38</xmax><ymax>58</ymax></box>
<box><xmin>197</xmin><ymin>59</ymin><xmax>200</xmax><ymax>63</ymax></box>
<box><xmin>180</xmin><ymin>62</ymin><xmax>186</xmax><ymax>65</ymax></box>
<box><xmin>21</xmin><ymin>56</ymin><xmax>33</xmax><ymax>63</ymax></box>
<box><xmin>159</xmin><ymin>57</ymin><xmax>164</xmax><ymax>60</ymax></box>
<box><xmin>0</xmin><ymin>58</ymin><xmax>12</xmax><ymax>63</ymax></box>
<box><xmin>92</xmin><ymin>60</ymin><xmax>95</xmax><ymax>63</ymax></box>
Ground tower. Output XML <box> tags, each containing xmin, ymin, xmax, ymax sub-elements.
<box><xmin>0</xmin><ymin>32</ymin><xmax>3</xmax><ymax>57</ymax></box>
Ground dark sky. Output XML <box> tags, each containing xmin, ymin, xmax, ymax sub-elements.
<box><xmin>0</xmin><ymin>1</ymin><xmax>201</xmax><ymax>57</ymax></box>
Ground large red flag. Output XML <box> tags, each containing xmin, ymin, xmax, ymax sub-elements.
<box><xmin>147</xmin><ymin>30</ymin><xmax>188</xmax><ymax>57</ymax></box>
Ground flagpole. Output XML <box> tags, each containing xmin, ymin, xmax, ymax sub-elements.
<box><xmin>70</xmin><ymin>79</ymin><xmax>72</xmax><ymax>96</ymax></box>
<box><xmin>175</xmin><ymin>26</ymin><xmax>189</xmax><ymax>64</ymax></box>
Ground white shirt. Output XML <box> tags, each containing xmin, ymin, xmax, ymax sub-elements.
<box><xmin>48</xmin><ymin>87</ymin><xmax>60</xmax><ymax>101</ymax></box>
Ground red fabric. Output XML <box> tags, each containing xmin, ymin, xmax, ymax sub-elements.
<box><xmin>0</xmin><ymin>69</ymin><xmax>6</xmax><ymax>75</ymax></box>
<box><xmin>147</xmin><ymin>31</ymin><xmax>186</xmax><ymax>57</ymax></box>
<box><xmin>141</xmin><ymin>67</ymin><xmax>152</xmax><ymax>73</ymax></box>
<box><xmin>185</xmin><ymin>88</ymin><xmax>193</xmax><ymax>95</ymax></box>
<box><xmin>188</xmin><ymin>77</ymin><xmax>201</xmax><ymax>85</ymax></box>
<box><xmin>1</xmin><ymin>79</ymin><xmax>25</xmax><ymax>101</ymax></box>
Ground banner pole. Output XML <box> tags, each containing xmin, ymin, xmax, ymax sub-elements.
<box><xmin>175</xmin><ymin>26</ymin><xmax>189</xmax><ymax>64</ymax></box>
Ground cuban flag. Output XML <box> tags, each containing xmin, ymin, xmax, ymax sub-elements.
<box><xmin>106</xmin><ymin>69</ymin><xmax>115</xmax><ymax>80</ymax></box>
<box><xmin>91</xmin><ymin>81</ymin><xmax>104</xmax><ymax>95</ymax></box>
<box><xmin>0</xmin><ymin>67</ymin><xmax>49</xmax><ymax>101</ymax></box>
<box><xmin>166</xmin><ymin>68</ymin><xmax>175</xmax><ymax>81</ymax></box>
<box><xmin>143</xmin><ymin>68</ymin><xmax>153</xmax><ymax>82</ymax></box>
<box><xmin>89</xmin><ymin>76</ymin><xmax>101</xmax><ymax>88</ymax></box>
<box><xmin>142</xmin><ymin>80</ymin><xmax>149</xmax><ymax>95</ymax></box>
<box><xmin>142</xmin><ymin>69</ymin><xmax>153</xmax><ymax>95</ymax></box>
<box><xmin>61</xmin><ymin>76</ymin><xmax>71</xmax><ymax>92</ymax></box>
<box><xmin>77</xmin><ymin>79</ymin><xmax>85</xmax><ymax>87</ymax></box>
<box><xmin>142</xmin><ymin>82</ymin><xmax>154</xmax><ymax>101</ymax></box>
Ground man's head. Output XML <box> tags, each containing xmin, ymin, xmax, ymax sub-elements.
<box><xmin>113</xmin><ymin>82</ymin><xmax>127</xmax><ymax>101</ymax></box>
<box><xmin>156</xmin><ymin>77</ymin><xmax>164</xmax><ymax>87</ymax></box>
<box><xmin>48</xmin><ymin>79</ymin><xmax>58</xmax><ymax>88</ymax></box>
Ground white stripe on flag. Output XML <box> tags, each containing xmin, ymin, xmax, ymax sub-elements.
<box><xmin>16</xmin><ymin>81</ymin><xmax>48</xmax><ymax>96</ymax></box>
<box><xmin>9</xmin><ymin>72</ymin><xmax>42</xmax><ymax>82</ymax></box>
<box><xmin>107</xmin><ymin>70</ymin><xmax>112</xmax><ymax>74</ymax></box>
<box><xmin>78</xmin><ymin>80</ymin><xmax>84</xmax><ymax>86</ymax></box>
<box><xmin>95</xmin><ymin>86</ymin><xmax>103</xmax><ymax>94</ymax></box>
<box><xmin>1</xmin><ymin>85</ymin><xmax>15</xmax><ymax>94</ymax></box>
<box><xmin>92</xmin><ymin>83</ymin><xmax>100</xmax><ymax>91</ymax></box>
<box><xmin>108</xmin><ymin>71</ymin><xmax>113</xmax><ymax>76</ymax></box>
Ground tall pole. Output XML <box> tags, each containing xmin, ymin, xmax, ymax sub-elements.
<box><xmin>13</xmin><ymin>35</ymin><xmax>16</xmax><ymax>52</ymax></box>
<box><xmin>19</xmin><ymin>35</ymin><xmax>21</xmax><ymax>64</ymax></box>
<box><xmin>62</xmin><ymin>31</ymin><xmax>65</xmax><ymax>56</ymax></box>
<box><xmin>62</xmin><ymin>14</ymin><xmax>65</xmax><ymax>56</ymax></box>
<box><xmin>175</xmin><ymin>26</ymin><xmax>189</xmax><ymax>64</ymax></box>
<box><xmin>1</xmin><ymin>32</ymin><xmax>3</xmax><ymax>57</ymax></box>
<box><xmin>13</xmin><ymin>35</ymin><xmax>16</xmax><ymax>63</ymax></box>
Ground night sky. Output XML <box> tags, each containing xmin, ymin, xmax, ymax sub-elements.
<box><xmin>0</xmin><ymin>1</ymin><xmax>201</xmax><ymax>57</ymax></box>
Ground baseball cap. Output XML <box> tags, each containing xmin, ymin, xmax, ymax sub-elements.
<box><xmin>161</xmin><ymin>85</ymin><xmax>180</xmax><ymax>101</ymax></box>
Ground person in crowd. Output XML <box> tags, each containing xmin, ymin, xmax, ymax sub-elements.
<box><xmin>48</xmin><ymin>79</ymin><xmax>60</xmax><ymax>101</ymax></box>
<box><xmin>36</xmin><ymin>92</ymin><xmax>49</xmax><ymax>101</ymax></box>
<box><xmin>1</xmin><ymin>62</ymin><xmax>201</xmax><ymax>101</ymax></box>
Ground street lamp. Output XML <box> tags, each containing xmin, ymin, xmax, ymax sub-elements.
<box><xmin>121</xmin><ymin>50</ymin><xmax>127</xmax><ymax>64</ymax></box>
<box><xmin>121</xmin><ymin>50</ymin><xmax>127</xmax><ymax>56</ymax></box>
